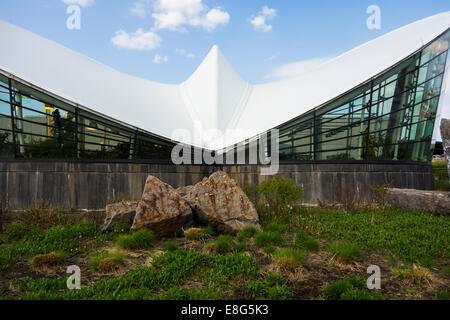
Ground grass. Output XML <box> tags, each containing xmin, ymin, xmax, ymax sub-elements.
<box><xmin>327</xmin><ymin>241</ymin><xmax>363</xmax><ymax>263</ymax></box>
<box><xmin>164</xmin><ymin>241</ymin><xmax>179</xmax><ymax>252</ymax></box>
<box><xmin>31</xmin><ymin>251</ymin><xmax>67</xmax><ymax>267</ymax></box>
<box><xmin>274</xmin><ymin>248</ymin><xmax>305</xmax><ymax>271</ymax></box>
<box><xmin>90</xmin><ymin>250</ymin><xmax>125</xmax><ymax>273</ymax></box>
<box><xmin>297</xmin><ymin>207</ymin><xmax>449</xmax><ymax>266</ymax></box>
<box><xmin>246</xmin><ymin>273</ymin><xmax>291</xmax><ymax>300</ymax></box>
<box><xmin>184</xmin><ymin>227</ymin><xmax>214</xmax><ymax>240</ymax></box>
<box><xmin>237</xmin><ymin>227</ymin><xmax>258</xmax><ymax>242</ymax></box>
<box><xmin>323</xmin><ymin>276</ymin><xmax>383</xmax><ymax>300</ymax></box>
<box><xmin>115</xmin><ymin>229</ymin><xmax>154</xmax><ymax>250</ymax></box>
<box><xmin>394</xmin><ymin>267</ymin><xmax>433</xmax><ymax>286</ymax></box>
<box><xmin>293</xmin><ymin>232</ymin><xmax>320</xmax><ymax>252</ymax></box>
<box><xmin>254</xmin><ymin>231</ymin><xmax>285</xmax><ymax>248</ymax></box>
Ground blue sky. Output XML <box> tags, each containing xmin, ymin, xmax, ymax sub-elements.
<box><xmin>0</xmin><ymin>0</ymin><xmax>449</xmax><ymax>85</ymax></box>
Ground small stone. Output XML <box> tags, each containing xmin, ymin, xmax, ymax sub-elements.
<box><xmin>101</xmin><ymin>200</ymin><xmax>138</xmax><ymax>233</ymax></box>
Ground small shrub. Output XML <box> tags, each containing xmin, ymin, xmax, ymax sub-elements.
<box><xmin>6</xmin><ymin>222</ymin><xmax>36</xmax><ymax>242</ymax></box>
<box><xmin>237</xmin><ymin>227</ymin><xmax>258</xmax><ymax>242</ymax></box>
<box><xmin>184</xmin><ymin>227</ymin><xmax>214</xmax><ymax>240</ymax></box>
<box><xmin>90</xmin><ymin>251</ymin><xmax>124</xmax><ymax>272</ymax></box>
<box><xmin>369</xmin><ymin>182</ymin><xmax>392</xmax><ymax>207</ymax></box>
<box><xmin>258</xmin><ymin>176</ymin><xmax>303</xmax><ymax>211</ymax></box>
<box><xmin>164</xmin><ymin>241</ymin><xmax>178</xmax><ymax>252</ymax></box>
<box><xmin>254</xmin><ymin>231</ymin><xmax>285</xmax><ymax>248</ymax></box>
<box><xmin>327</xmin><ymin>241</ymin><xmax>362</xmax><ymax>262</ymax></box>
<box><xmin>18</xmin><ymin>203</ymin><xmax>67</xmax><ymax>230</ymax></box>
<box><xmin>265</xmin><ymin>273</ymin><xmax>285</xmax><ymax>286</ymax></box>
<box><xmin>115</xmin><ymin>229</ymin><xmax>154</xmax><ymax>250</ymax></box>
<box><xmin>31</xmin><ymin>251</ymin><xmax>66</xmax><ymax>267</ymax></box>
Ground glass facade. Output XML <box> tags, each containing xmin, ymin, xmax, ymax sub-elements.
<box><xmin>0</xmin><ymin>29</ymin><xmax>449</xmax><ymax>162</ymax></box>
<box><xmin>274</xmin><ymin>29</ymin><xmax>450</xmax><ymax>162</ymax></box>
<box><xmin>0</xmin><ymin>74</ymin><xmax>176</xmax><ymax>160</ymax></box>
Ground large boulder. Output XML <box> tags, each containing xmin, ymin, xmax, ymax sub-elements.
<box><xmin>441</xmin><ymin>118</ymin><xmax>450</xmax><ymax>181</ymax></box>
<box><xmin>101</xmin><ymin>201</ymin><xmax>138</xmax><ymax>233</ymax></box>
<box><xmin>131</xmin><ymin>176</ymin><xmax>193</xmax><ymax>237</ymax></box>
<box><xmin>386</xmin><ymin>188</ymin><xmax>450</xmax><ymax>216</ymax></box>
<box><xmin>180</xmin><ymin>171</ymin><xmax>262</xmax><ymax>234</ymax></box>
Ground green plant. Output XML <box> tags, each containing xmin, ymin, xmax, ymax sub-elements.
<box><xmin>369</xmin><ymin>182</ymin><xmax>392</xmax><ymax>207</ymax></box>
<box><xmin>324</xmin><ymin>277</ymin><xmax>366</xmax><ymax>300</ymax></box>
<box><xmin>246</xmin><ymin>276</ymin><xmax>291</xmax><ymax>300</ymax></box>
<box><xmin>233</xmin><ymin>242</ymin><xmax>247</xmax><ymax>253</ymax></box>
<box><xmin>263</xmin><ymin>246</ymin><xmax>276</xmax><ymax>255</ymax></box>
<box><xmin>115</xmin><ymin>229</ymin><xmax>154</xmax><ymax>250</ymax></box>
<box><xmin>164</xmin><ymin>241</ymin><xmax>179</xmax><ymax>252</ymax></box>
<box><xmin>274</xmin><ymin>248</ymin><xmax>304</xmax><ymax>271</ymax></box>
<box><xmin>254</xmin><ymin>231</ymin><xmax>285</xmax><ymax>248</ymax></box>
<box><xmin>237</xmin><ymin>227</ymin><xmax>258</xmax><ymax>242</ymax></box>
<box><xmin>258</xmin><ymin>176</ymin><xmax>303</xmax><ymax>216</ymax></box>
<box><xmin>434</xmin><ymin>290</ymin><xmax>450</xmax><ymax>300</ymax></box>
<box><xmin>293</xmin><ymin>232</ymin><xmax>319</xmax><ymax>252</ymax></box>
<box><xmin>264</xmin><ymin>223</ymin><xmax>288</xmax><ymax>233</ymax></box>
<box><xmin>215</xmin><ymin>235</ymin><xmax>233</xmax><ymax>254</ymax></box>
<box><xmin>327</xmin><ymin>241</ymin><xmax>362</xmax><ymax>262</ymax></box>
<box><xmin>90</xmin><ymin>250</ymin><xmax>125</xmax><ymax>272</ymax></box>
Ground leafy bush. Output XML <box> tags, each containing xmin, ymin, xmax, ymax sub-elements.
<box><xmin>258</xmin><ymin>176</ymin><xmax>303</xmax><ymax>216</ymax></box>
<box><xmin>327</xmin><ymin>241</ymin><xmax>362</xmax><ymax>262</ymax></box>
<box><xmin>115</xmin><ymin>229</ymin><xmax>154</xmax><ymax>250</ymax></box>
<box><xmin>254</xmin><ymin>231</ymin><xmax>285</xmax><ymax>248</ymax></box>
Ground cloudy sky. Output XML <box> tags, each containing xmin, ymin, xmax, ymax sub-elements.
<box><xmin>0</xmin><ymin>0</ymin><xmax>450</xmax><ymax>139</ymax></box>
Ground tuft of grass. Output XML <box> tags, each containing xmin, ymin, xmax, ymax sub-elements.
<box><xmin>327</xmin><ymin>241</ymin><xmax>362</xmax><ymax>262</ymax></box>
<box><xmin>31</xmin><ymin>251</ymin><xmax>66</xmax><ymax>267</ymax></box>
<box><xmin>323</xmin><ymin>276</ymin><xmax>383</xmax><ymax>300</ymax></box>
<box><xmin>274</xmin><ymin>248</ymin><xmax>304</xmax><ymax>271</ymax></box>
<box><xmin>164</xmin><ymin>241</ymin><xmax>179</xmax><ymax>252</ymax></box>
<box><xmin>184</xmin><ymin>227</ymin><xmax>214</xmax><ymax>240</ymax></box>
<box><xmin>115</xmin><ymin>229</ymin><xmax>154</xmax><ymax>250</ymax></box>
<box><xmin>237</xmin><ymin>227</ymin><xmax>258</xmax><ymax>242</ymax></box>
<box><xmin>90</xmin><ymin>251</ymin><xmax>125</xmax><ymax>273</ymax></box>
<box><xmin>246</xmin><ymin>274</ymin><xmax>291</xmax><ymax>300</ymax></box>
<box><xmin>254</xmin><ymin>231</ymin><xmax>285</xmax><ymax>248</ymax></box>
<box><xmin>394</xmin><ymin>267</ymin><xmax>432</xmax><ymax>286</ymax></box>
<box><xmin>215</xmin><ymin>235</ymin><xmax>233</xmax><ymax>254</ymax></box>
<box><xmin>233</xmin><ymin>242</ymin><xmax>247</xmax><ymax>253</ymax></box>
<box><xmin>293</xmin><ymin>232</ymin><xmax>320</xmax><ymax>252</ymax></box>
<box><xmin>434</xmin><ymin>289</ymin><xmax>450</xmax><ymax>300</ymax></box>
<box><xmin>264</xmin><ymin>223</ymin><xmax>288</xmax><ymax>233</ymax></box>
<box><xmin>263</xmin><ymin>246</ymin><xmax>277</xmax><ymax>255</ymax></box>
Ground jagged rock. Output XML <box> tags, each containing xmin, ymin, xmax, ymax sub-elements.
<box><xmin>441</xmin><ymin>118</ymin><xmax>450</xmax><ymax>181</ymax></box>
<box><xmin>181</xmin><ymin>171</ymin><xmax>262</xmax><ymax>234</ymax></box>
<box><xmin>386</xmin><ymin>188</ymin><xmax>450</xmax><ymax>216</ymax></box>
<box><xmin>131</xmin><ymin>176</ymin><xmax>193</xmax><ymax>237</ymax></box>
<box><xmin>101</xmin><ymin>201</ymin><xmax>138</xmax><ymax>233</ymax></box>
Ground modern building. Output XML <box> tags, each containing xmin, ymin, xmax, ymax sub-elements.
<box><xmin>0</xmin><ymin>12</ymin><xmax>449</xmax><ymax>209</ymax></box>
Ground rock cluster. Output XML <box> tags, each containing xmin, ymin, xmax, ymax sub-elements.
<box><xmin>101</xmin><ymin>171</ymin><xmax>261</xmax><ymax>236</ymax></box>
<box><xmin>386</xmin><ymin>188</ymin><xmax>450</xmax><ymax>216</ymax></box>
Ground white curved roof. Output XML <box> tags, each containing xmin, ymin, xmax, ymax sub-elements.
<box><xmin>1</xmin><ymin>12</ymin><xmax>450</xmax><ymax>150</ymax></box>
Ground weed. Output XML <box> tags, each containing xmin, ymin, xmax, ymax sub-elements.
<box><xmin>434</xmin><ymin>290</ymin><xmax>450</xmax><ymax>300</ymax></box>
<box><xmin>215</xmin><ymin>235</ymin><xmax>233</xmax><ymax>254</ymax></box>
<box><xmin>115</xmin><ymin>229</ymin><xmax>154</xmax><ymax>250</ymax></box>
<box><xmin>274</xmin><ymin>249</ymin><xmax>304</xmax><ymax>271</ymax></box>
<box><xmin>394</xmin><ymin>266</ymin><xmax>432</xmax><ymax>286</ymax></box>
<box><xmin>246</xmin><ymin>277</ymin><xmax>291</xmax><ymax>300</ymax></box>
<box><xmin>293</xmin><ymin>232</ymin><xmax>319</xmax><ymax>252</ymax></box>
<box><xmin>263</xmin><ymin>246</ymin><xmax>276</xmax><ymax>255</ymax></box>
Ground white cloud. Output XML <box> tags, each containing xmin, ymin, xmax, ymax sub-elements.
<box><xmin>153</xmin><ymin>54</ymin><xmax>169</xmax><ymax>64</ymax></box>
<box><xmin>129</xmin><ymin>1</ymin><xmax>147</xmax><ymax>18</ymax></box>
<box><xmin>111</xmin><ymin>28</ymin><xmax>162</xmax><ymax>51</ymax></box>
<box><xmin>61</xmin><ymin>0</ymin><xmax>95</xmax><ymax>7</ymax></box>
<box><xmin>152</xmin><ymin>0</ymin><xmax>230</xmax><ymax>32</ymax></box>
<box><xmin>176</xmin><ymin>48</ymin><xmax>195</xmax><ymax>58</ymax></box>
<box><xmin>264</xmin><ymin>57</ymin><xmax>332</xmax><ymax>81</ymax></box>
<box><xmin>265</xmin><ymin>55</ymin><xmax>277</xmax><ymax>62</ymax></box>
<box><xmin>249</xmin><ymin>5</ymin><xmax>277</xmax><ymax>32</ymax></box>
